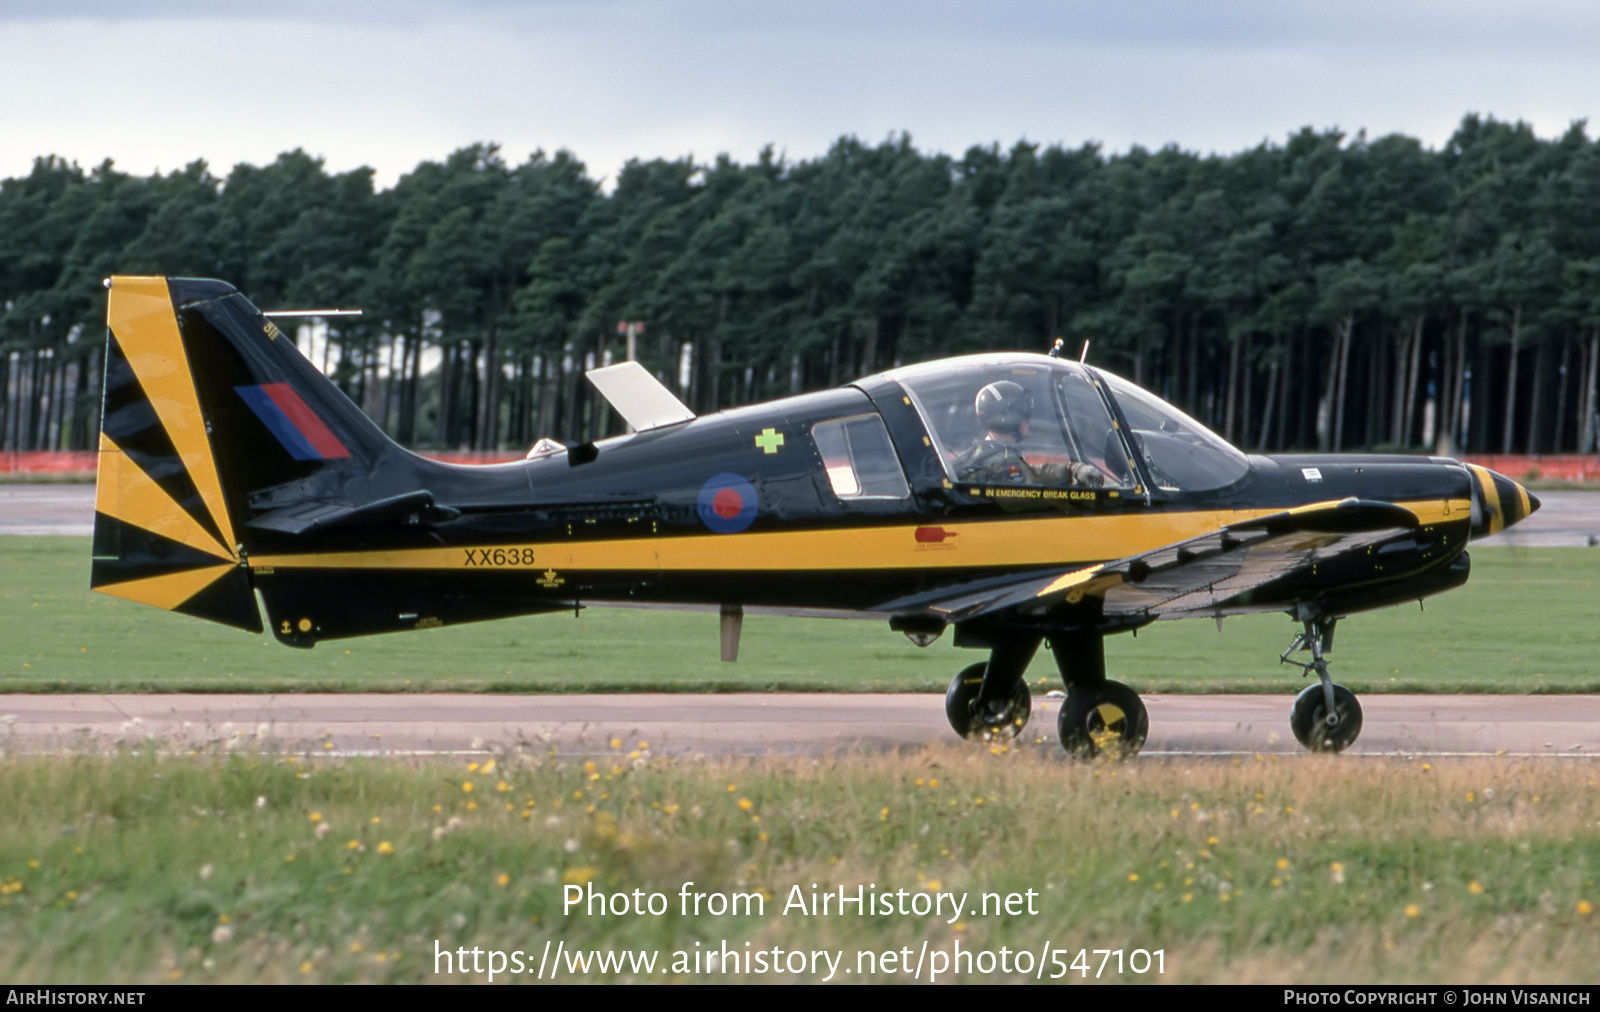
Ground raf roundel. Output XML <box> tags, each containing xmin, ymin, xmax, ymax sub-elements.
<box><xmin>697</xmin><ymin>473</ymin><xmax>759</xmax><ymax>534</ymax></box>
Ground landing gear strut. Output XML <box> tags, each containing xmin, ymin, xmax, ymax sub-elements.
<box><xmin>1279</xmin><ymin>616</ymin><xmax>1363</xmax><ymax>753</ymax></box>
<box><xmin>1049</xmin><ymin>629</ymin><xmax>1147</xmax><ymax>760</ymax></box>
<box><xmin>944</xmin><ymin>629</ymin><xmax>1148</xmax><ymax>759</ymax></box>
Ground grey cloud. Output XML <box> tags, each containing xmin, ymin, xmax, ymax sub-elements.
<box><xmin>8</xmin><ymin>0</ymin><xmax>1600</xmax><ymax>55</ymax></box>
<box><xmin>2</xmin><ymin>0</ymin><xmax>1595</xmax><ymax>188</ymax></box>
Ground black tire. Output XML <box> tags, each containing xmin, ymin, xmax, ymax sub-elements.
<box><xmin>1057</xmin><ymin>680</ymin><xmax>1148</xmax><ymax>760</ymax></box>
<box><xmin>1289</xmin><ymin>683</ymin><xmax>1363</xmax><ymax>753</ymax></box>
<box><xmin>944</xmin><ymin>663</ymin><xmax>986</xmax><ymax>738</ymax></box>
<box><xmin>944</xmin><ymin>663</ymin><xmax>1031</xmax><ymax>740</ymax></box>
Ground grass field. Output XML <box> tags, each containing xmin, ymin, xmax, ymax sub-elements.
<box><xmin>3</xmin><ymin>536</ymin><xmax>1598</xmax><ymax>985</ymax></box>
<box><xmin>0</xmin><ymin>746</ymin><xmax>1594</xmax><ymax>983</ymax></box>
<box><xmin>2</xmin><ymin>536</ymin><xmax>1597</xmax><ymax>694</ymax></box>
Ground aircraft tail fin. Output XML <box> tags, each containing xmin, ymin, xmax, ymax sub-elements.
<box><xmin>91</xmin><ymin>276</ymin><xmax>399</xmax><ymax>632</ymax></box>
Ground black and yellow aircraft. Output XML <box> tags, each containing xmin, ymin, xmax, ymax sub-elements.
<box><xmin>91</xmin><ymin>276</ymin><xmax>1540</xmax><ymax>757</ymax></box>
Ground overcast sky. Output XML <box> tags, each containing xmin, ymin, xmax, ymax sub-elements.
<box><xmin>3</xmin><ymin>0</ymin><xmax>1598</xmax><ymax>189</ymax></box>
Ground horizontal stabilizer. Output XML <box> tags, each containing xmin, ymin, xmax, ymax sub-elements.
<box><xmin>245</xmin><ymin>490</ymin><xmax>458</xmax><ymax>535</ymax></box>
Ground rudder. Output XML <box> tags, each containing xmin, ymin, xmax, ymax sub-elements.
<box><xmin>91</xmin><ymin>275</ymin><xmax>398</xmax><ymax>632</ymax></box>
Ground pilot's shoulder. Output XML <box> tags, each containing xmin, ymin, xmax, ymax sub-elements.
<box><xmin>952</xmin><ymin>442</ymin><xmax>995</xmax><ymax>466</ymax></box>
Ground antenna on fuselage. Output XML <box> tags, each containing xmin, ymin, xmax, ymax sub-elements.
<box><xmin>1045</xmin><ymin>337</ymin><xmax>1091</xmax><ymax>363</ymax></box>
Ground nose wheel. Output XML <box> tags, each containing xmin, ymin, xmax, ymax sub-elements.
<box><xmin>945</xmin><ymin>662</ymin><xmax>1032</xmax><ymax>740</ymax></box>
<box><xmin>1057</xmin><ymin>680</ymin><xmax>1148</xmax><ymax>760</ymax></box>
<box><xmin>1289</xmin><ymin>682</ymin><xmax>1363</xmax><ymax>753</ymax></box>
<box><xmin>1280</xmin><ymin>615</ymin><xmax>1363</xmax><ymax>753</ymax></box>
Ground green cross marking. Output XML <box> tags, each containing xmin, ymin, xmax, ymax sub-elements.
<box><xmin>754</xmin><ymin>427</ymin><xmax>785</xmax><ymax>454</ymax></box>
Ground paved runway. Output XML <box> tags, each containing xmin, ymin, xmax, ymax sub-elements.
<box><xmin>4</xmin><ymin>483</ymin><xmax>1597</xmax><ymax>545</ymax></box>
<box><xmin>0</xmin><ymin>484</ymin><xmax>96</xmax><ymax>536</ymax></box>
<box><xmin>1</xmin><ymin>693</ymin><xmax>1594</xmax><ymax>758</ymax></box>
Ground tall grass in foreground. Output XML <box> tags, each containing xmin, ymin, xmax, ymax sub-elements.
<box><xmin>0</xmin><ymin>745</ymin><xmax>1595</xmax><ymax>983</ymax></box>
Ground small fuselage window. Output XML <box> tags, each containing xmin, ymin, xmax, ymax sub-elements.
<box><xmin>812</xmin><ymin>413</ymin><xmax>911</xmax><ymax>501</ymax></box>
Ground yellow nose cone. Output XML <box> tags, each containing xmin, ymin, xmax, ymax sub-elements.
<box><xmin>1466</xmin><ymin>465</ymin><xmax>1539</xmax><ymax>539</ymax></box>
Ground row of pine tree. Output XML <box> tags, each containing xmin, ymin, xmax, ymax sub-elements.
<box><xmin>3</xmin><ymin>114</ymin><xmax>1598</xmax><ymax>456</ymax></box>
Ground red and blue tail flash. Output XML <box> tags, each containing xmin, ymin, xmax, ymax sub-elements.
<box><xmin>235</xmin><ymin>383</ymin><xmax>351</xmax><ymax>461</ymax></box>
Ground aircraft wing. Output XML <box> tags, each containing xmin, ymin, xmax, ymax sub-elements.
<box><xmin>877</xmin><ymin>498</ymin><xmax>1422</xmax><ymax>627</ymax></box>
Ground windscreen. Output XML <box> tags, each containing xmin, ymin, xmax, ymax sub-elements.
<box><xmin>1099</xmin><ymin>373</ymin><xmax>1250</xmax><ymax>492</ymax></box>
<box><xmin>884</xmin><ymin>356</ymin><xmax>1135</xmax><ymax>490</ymax></box>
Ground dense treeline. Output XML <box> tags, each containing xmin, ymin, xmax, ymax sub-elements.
<box><xmin>4</xmin><ymin>115</ymin><xmax>1599</xmax><ymax>457</ymax></box>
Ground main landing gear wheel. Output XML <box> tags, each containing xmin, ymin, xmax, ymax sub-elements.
<box><xmin>945</xmin><ymin>663</ymin><xmax>1032</xmax><ymax>740</ymax></box>
<box><xmin>1290</xmin><ymin>683</ymin><xmax>1363</xmax><ymax>753</ymax></box>
<box><xmin>1057</xmin><ymin>680</ymin><xmax>1148</xmax><ymax>760</ymax></box>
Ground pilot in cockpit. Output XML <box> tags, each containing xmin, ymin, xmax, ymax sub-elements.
<box><xmin>953</xmin><ymin>380</ymin><xmax>1108</xmax><ymax>488</ymax></box>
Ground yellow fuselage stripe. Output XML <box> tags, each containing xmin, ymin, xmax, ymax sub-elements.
<box><xmin>250</xmin><ymin>498</ymin><xmax>1469</xmax><ymax>574</ymax></box>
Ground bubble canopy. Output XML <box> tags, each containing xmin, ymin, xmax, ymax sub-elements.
<box><xmin>873</xmin><ymin>354</ymin><xmax>1250</xmax><ymax>494</ymax></box>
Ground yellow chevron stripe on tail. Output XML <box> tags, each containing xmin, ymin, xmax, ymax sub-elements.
<box><xmin>91</xmin><ymin>276</ymin><xmax>260</xmax><ymax>632</ymax></box>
